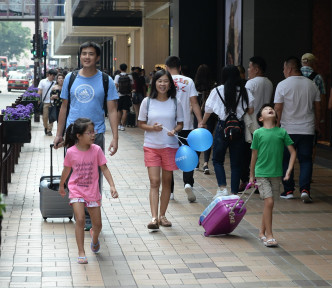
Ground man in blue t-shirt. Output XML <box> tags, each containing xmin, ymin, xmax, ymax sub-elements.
<box><xmin>53</xmin><ymin>41</ymin><xmax>119</xmax><ymax>155</ymax></box>
<box><xmin>53</xmin><ymin>41</ymin><xmax>119</xmax><ymax>230</ymax></box>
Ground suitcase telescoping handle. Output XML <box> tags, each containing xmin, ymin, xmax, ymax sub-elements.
<box><xmin>229</xmin><ymin>182</ymin><xmax>259</xmax><ymax>223</ymax></box>
<box><xmin>50</xmin><ymin>144</ymin><xmax>54</xmax><ymax>186</ymax></box>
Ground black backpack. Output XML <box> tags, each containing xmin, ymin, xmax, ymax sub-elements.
<box><xmin>216</xmin><ymin>88</ymin><xmax>243</xmax><ymax>141</ymax></box>
<box><xmin>118</xmin><ymin>74</ymin><xmax>132</xmax><ymax>95</ymax></box>
<box><xmin>67</xmin><ymin>70</ymin><xmax>109</xmax><ymax>117</ymax></box>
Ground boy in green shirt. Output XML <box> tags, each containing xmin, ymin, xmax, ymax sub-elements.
<box><xmin>250</xmin><ymin>104</ymin><xmax>296</xmax><ymax>247</ymax></box>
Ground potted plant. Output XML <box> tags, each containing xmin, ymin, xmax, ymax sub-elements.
<box><xmin>21</xmin><ymin>85</ymin><xmax>40</xmax><ymax>112</ymax></box>
<box><xmin>1</xmin><ymin>104</ymin><xmax>34</xmax><ymax>144</ymax></box>
<box><xmin>0</xmin><ymin>194</ymin><xmax>6</xmax><ymax>249</ymax></box>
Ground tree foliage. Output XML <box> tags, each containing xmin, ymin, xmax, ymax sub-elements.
<box><xmin>0</xmin><ymin>22</ymin><xmax>30</xmax><ymax>61</ymax></box>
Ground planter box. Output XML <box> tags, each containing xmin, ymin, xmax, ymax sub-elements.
<box><xmin>20</xmin><ymin>100</ymin><xmax>38</xmax><ymax>113</ymax></box>
<box><xmin>3</xmin><ymin>120</ymin><xmax>31</xmax><ymax>144</ymax></box>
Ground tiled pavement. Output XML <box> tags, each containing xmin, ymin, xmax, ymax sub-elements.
<box><xmin>0</xmin><ymin>119</ymin><xmax>332</xmax><ymax>288</ymax></box>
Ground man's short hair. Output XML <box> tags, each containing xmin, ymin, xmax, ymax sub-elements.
<box><xmin>285</xmin><ymin>56</ymin><xmax>301</xmax><ymax>73</ymax></box>
<box><xmin>249</xmin><ymin>56</ymin><xmax>267</xmax><ymax>73</ymax></box>
<box><xmin>165</xmin><ymin>56</ymin><xmax>181</xmax><ymax>69</ymax></box>
<box><xmin>301</xmin><ymin>53</ymin><xmax>316</xmax><ymax>65</ymax></box>
<box><xmin>48</xmin><ymin>69</ymin><xmax>57</xmax><ymax>76</ymax></box>
<box><xmin>79</xmin><ymin>41</ymin><xmax>101</xmax><ymax>57</ymax></box>
<box><xmin>119</xmin><ymin>63</ymin><xmax>127</xmax><ymax>71</ymax></box>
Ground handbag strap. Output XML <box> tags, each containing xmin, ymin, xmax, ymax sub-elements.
<box><xmin>42</xmin><ymin>81</ymin><xmax>54</xmax><ymax>103</ymax></box>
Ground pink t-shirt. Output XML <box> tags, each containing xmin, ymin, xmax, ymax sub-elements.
<box><xmin>64</xmin><ymin>144</ymin><xmax>107</xmax><ymax>202</ymax></box>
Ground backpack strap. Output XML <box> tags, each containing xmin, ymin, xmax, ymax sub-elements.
<box><xmin>215</xmin><ymin>87</ymin><xmax>241</xmax><ymax>114</ymax></box>
<box><xmin>102</xmin><ymin>72</ymin><xmax>109</xmax><ymax>112</ymax></box>
<box><xmin>308</xmin><ymin>71</ymin><xmax>318</xmax><ymax>81</ymax></box>
<box><xmin>66</xmin><ymin>70</ymin><xmax>78</xmax><ymax>119</ymax></box>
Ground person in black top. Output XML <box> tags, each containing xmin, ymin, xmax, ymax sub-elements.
<box><xmin>50</xmin><ymin>73</ymin><xmax>64</xmax><ymax>122</ymax></box>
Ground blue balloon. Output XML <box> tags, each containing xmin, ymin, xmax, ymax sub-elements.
<box><xmin>175</xmin><ymin>145</ymin><xmax>199</xmax><ymax>172</ymax></box>
<box><xmin>187</xmin><ymin>128</ymin><xmax>213</xmax><ymax>152</ymax></box>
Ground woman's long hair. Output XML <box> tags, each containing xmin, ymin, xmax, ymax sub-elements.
<box><xmin>221</xmin><ymin>65</ymin><xmax>249</xmax><ymax>114</ymax></box>
<box><xmin>149</xmin><ymin>69</ymin><xmax>176</xmax><ymax>99</ymax></box>
<box><xmin>64</xmin><ymin>118</ymin><xmax>94</xmax><ymax>148</ymax></box>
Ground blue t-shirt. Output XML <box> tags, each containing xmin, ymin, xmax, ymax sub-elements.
<box><xmin>61</xmin><ymin>70</ymin><xmax>118</xmax><ymax>133</ymax></box>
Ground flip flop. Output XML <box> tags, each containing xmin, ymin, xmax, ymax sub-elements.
<box><xmin>90</xmin><ymin>228</ymin><xmax>100</xmax><ymax>253</ymax></box>
<box><xmin>264</xmin><ymin>238</ymin><xmax>278</xmax><ymax>247</ymax></box>
<box><xmin>77</xmin><ymin>256</ymin><xmax>88</xmax><ymax>264</ymax></box>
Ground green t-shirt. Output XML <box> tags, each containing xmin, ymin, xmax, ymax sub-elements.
<box><xmin>251</xmin><ymin>127</ymin><xmax>293</xmax><ymax>177</ymax></box>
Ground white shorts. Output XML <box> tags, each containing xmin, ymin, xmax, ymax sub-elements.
<box><xmin>69</xmin><ymin>198</ymin><xmax>101</xmax><ymax>207</ymax></box>
<box><xmin>256</xmin><ymin>177</ymin><xmax>280</xmax><ymax>199</ymax></box>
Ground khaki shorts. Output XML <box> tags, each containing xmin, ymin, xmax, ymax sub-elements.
<box><xmin>256</xmin><ymin>177</ymin><xmax>280</xmax><ymax>199</ymax></box>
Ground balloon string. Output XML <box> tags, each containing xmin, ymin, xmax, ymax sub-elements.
<box><xmin>161</xmin><ymin>126</ymin><xmax>186</xmax><ymax>146</ymax></box>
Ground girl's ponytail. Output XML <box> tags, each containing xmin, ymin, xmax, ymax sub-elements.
<box><xmin>64</xmin><ymin>124</ymin><xmax>76</xmax><ymax>148</ymax></box>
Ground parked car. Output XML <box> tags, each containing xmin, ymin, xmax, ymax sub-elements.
<box><xmin>7</xmin><ymin>73</ymin><xmax>30</xmax><ymax>92</ymax></box>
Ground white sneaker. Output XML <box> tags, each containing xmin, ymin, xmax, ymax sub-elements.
<box><xmin>213</xmin><ymin>188</ymin><xmax>229</xmax><ymax>200</ymax></box>
<box><xmin>120</xmin><ymin>125</ymin><xmax>125</xmax><ymax>131</ymax></box>
<box><xmin>184</xmin><ymin>184</ymin><xmax>196</xmax><ymax>202</ymax></box>
<box><xmin>118</xmin><ymin>125</ymin><xmax>121</xmax><ymax>130</ymax></box>
<box><xmin>170</xmin><ymin>193</ymin><xmax>174</xmax><ymax>200</ymax></box>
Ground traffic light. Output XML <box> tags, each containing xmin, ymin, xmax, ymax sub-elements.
<box><xmin>42</xmin><ymin>44</ymin><xmax>47</xmax><ymax>57</ymax></box>
<box><xmin>30</xmin><ymin>34</ymin><xmax>37</xmax><ymax>59</ymax></box>
<box><xmin>37</xmin><ymin>33</ymin><xmax>43</xmax><ymax>58</ymax></box>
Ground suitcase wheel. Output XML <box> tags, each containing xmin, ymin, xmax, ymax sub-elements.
<box><xmin>43</xmin><ymin>217</ymin><xmax>47</xmax><ymax>220</ymax></box>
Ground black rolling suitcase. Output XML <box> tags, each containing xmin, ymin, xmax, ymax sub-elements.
<box><xmin>39</xmin><ymin>144</ymin><xmax>73</xmax><ymax>220</ymax></box>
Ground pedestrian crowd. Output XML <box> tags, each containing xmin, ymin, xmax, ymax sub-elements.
<box><xmin>33</xmin><ymin>40</ymin><xmax>330</xmax><ymax>261</ymax></box>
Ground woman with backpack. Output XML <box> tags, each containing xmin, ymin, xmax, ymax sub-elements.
<box><xmin>199</xmin><ymin>65</ymin><xmax>254</xmax><ymax>198</ymax></box>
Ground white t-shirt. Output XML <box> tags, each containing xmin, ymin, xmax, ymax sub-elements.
<box><xmin>171</xmin><ymin>74</ymin><xmax>198</xmax><ymax>130</ymax></box>
<box><xmin>245</xmin><ymin>76</ymin><xmax>273</xmax><ymax>114</ymax></box>
<box><xmin>138</xmin><ymin>97</ymin><xmax>184</xmax><ymax>149</ymax></box>
<box><xmin>38</xmin><ymin>78</ymin><xmax>55</xmax><ymax>103</ymax></box>
<box><xmin>274</xmin><ymin>76</ymin><xmax>320</xmax><ymax>135</ymax></box>
<box><xmin>205</xmin><ymin>86</ymin><xmax>254</xmax><ymax>120</ymax></box>
<box><xmin>114</xmin><ymin>72</ymin><xmax>133</xmax><ymax>96</ymax></box>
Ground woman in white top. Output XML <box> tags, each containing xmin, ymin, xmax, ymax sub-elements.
<box><xmin>200</xmin><ymin>65</ymin><xmax>254</xmax><ymax>197</ymax></box>
<box><xmin>138</xmin><ymin>69</ymin><xmax>184</xmax><ymax>231</ymax></box>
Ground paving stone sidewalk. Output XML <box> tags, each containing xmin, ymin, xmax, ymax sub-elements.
<box><xmin>0</xmin><ymin>120</ymin><xmax>331</xmax><ymax>288</ymax></box>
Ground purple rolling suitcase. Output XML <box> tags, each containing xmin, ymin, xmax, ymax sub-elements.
<box><xmin>199</xmin><ymin>183</ymin><xmax>257</xmax><ymax>236</ymax></box>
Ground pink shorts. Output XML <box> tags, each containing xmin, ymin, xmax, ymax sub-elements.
<box><xmin>144</xmin><ymin>147</ymin><xmax>178</xmax><ymax>171</ymax></box>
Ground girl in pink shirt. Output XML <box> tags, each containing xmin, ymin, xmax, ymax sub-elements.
<box><xmin>59</xmin><ymin>118</ymin><xmax>118</xmax><ymax>264</ymax></box>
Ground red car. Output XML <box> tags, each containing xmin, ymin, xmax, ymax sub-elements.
<box><xmin>7</xmin><ymin>73</ymin><xmax>30</xmax><ymax>92</ymax></box>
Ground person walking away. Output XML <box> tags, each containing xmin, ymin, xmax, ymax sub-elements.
<box><xmin>250</xmin><ymin>104</ymin><xmax>296</xmax><ymax>247</ymax></box>
<box><xmin>274</xmin><ymin>56</ymin><xmax>321</xmax><ymax>203</ymax></box>
<box><xmin>301</xmin><ymin>53</ymin><xmax>326</xmax><ymax>169</ymax></box>
<box><xmin>194</xmin><ymin>64</ymin><xmax>217</xmax><ymax>174</ymax></box>
<box><xmin>239</xmin><ymin>56</ymin><xmax>273</xmax><ymax>191</ymax></box>
<box><xmin>59</xmin><ymin>118</ymin><xmax>118</xmax><ymax>264</ymax></box>
<box><xmin>165</xmin><ymin>56</ymin><xmax>203</xmax><ymax>202</ymax></box>
<box><xmin>199</xmin><ymin>65</ymin><xmax>254</xmax><ymax>198</ymax></box>
<box><xmin>38</xmin><ymin>69</ymin><xmax>57</xmax><ymax>136</ymax></box>
<box><xmin>132</xmin><ymin>69</ymin><xmax>146</xmax><ymax>127</ymax></box>
<box><xmin>114</xmin><ymin>63</ymin><xmax>133</xmax><ymax>131</ymax></box>
<box><xmin>50</xmin><ymin>73</ymin><xmax>64</xmax><ymax>122</ymax></box>
<box><xmin>138</xmin><ymin>70</ymin><xmax>184</xmax><ymax>230</ymax></box>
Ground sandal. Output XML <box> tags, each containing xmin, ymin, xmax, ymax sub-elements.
<box><xmin>258</xmin><ymin>236</ymin><xmax>267</xmax><ymax>242</ymax></box>
<box><xmin>263</xmin><ymin>238</ymin><xmax>278</xmax><ymax>247</ymax></box>
<box><xmin>90</xmin><ymin>228</ymin><xmax>100</xmax><ymax>253</ymax></box>
<box><xmin>77</xmin><ymin>256</ymin><xmax>88</xmax><ymax>264</ymax></box>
